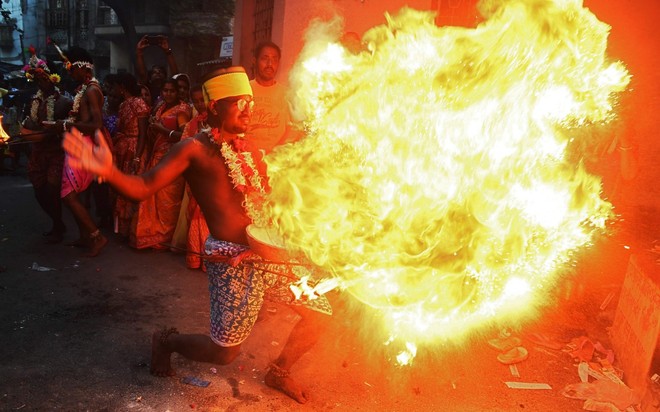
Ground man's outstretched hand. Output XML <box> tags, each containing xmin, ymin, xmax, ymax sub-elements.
<box><xmin>63</xmin><ymin>127</ymin><xmax>113</xmax><ymax>178</ymax></box>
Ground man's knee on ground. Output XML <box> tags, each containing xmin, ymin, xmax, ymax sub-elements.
<box><xmin>211</xmin><ymin>344</ymin><xmax>241</xmax><ymax>365</ymax></box>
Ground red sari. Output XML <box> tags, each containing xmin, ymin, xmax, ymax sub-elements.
<box><xmin>112</xmin><ymin>96</ymin><xmax>149</xmax><ymax>237</ymax></box>
<box><xmin>130</xmin><ymin>101</ymin><xmax>190</xmax><ymax>249</ymax></box>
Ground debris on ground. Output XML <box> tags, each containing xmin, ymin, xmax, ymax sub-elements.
<box><xmin>180</xmin><ymin>376</ymin><xmax>211</xmax><ymax>387</ymax></box>
<box><xmin>29</xmin><ymin>262</ymin><xmax>56</xmax><ymax>271</ymax></box>
<box><xmin>505</xmin><ymin>382</ymin><xmax>552</xmax><ymax>390</ymax></box>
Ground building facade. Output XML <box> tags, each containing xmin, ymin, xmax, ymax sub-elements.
<box><xmin>1</xmin><ymin>1</ymin><xmax>235</xmax><ymax>83</ymax></box>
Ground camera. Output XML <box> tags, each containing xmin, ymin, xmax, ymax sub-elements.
<box><xmin>146</xmin><ymin>36</ymin><xmax>160</xmax><ymax>45</ymax></box>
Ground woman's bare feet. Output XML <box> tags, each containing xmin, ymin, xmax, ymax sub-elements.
<box><xmin>150</xmin><ymin>329</ymin><xmax>177</xmax><ymax>377</ymax></box>
<box><xmin>85</xmin><ymin>232</ymin><xmax>108</xmax><ymax>257</ymax></box>
<box><xmin>265</xmin><ymin>368</ymin><xmax>309</xmax><ymax>404</ymax></box>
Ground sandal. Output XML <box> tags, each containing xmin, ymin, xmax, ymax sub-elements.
<box><xmin>497</xmin><ymin>346</ymin><xmax>529</xmax><ymax>365</ymax></box>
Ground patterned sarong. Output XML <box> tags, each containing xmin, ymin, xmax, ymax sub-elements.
<box><xmin>61</xmin><ymin>135</ymin><xmax>94</xmax><ymax>197</ymax></box>
<box><xmin>205</xmin><ymin>236</ymin><xmax>332</xmax><ymax>347</ymax></box>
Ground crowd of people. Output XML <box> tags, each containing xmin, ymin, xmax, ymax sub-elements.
<box><xmin>2</xmin><ymin>35</ymin><xmax>327</xmax><ymax>404</ymax></box>
<box><xmin>2</xmin><ymin>37</ymin><xmax>292</xmax><ymax>262</ymax></box>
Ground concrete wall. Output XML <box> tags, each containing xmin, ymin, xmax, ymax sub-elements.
<box><xmin>0</xmin><ymin>0</ymin><xmax>26</xmax><ymax>65</ymax></box>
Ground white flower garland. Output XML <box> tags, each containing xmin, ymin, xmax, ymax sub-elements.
<box><xmin>68</xmin><ymin>77</ymin><xmax>97</xmax><ymax>121</ymax></box>
<box><xmin>31</xmin><ymin>88</ymin><xmax>59</xmax><ymax>123</ymax></box>
<box><xmin>202</xmin><ymin>125</ymin><xmax>268</xmax><ymax>226</ymax></box>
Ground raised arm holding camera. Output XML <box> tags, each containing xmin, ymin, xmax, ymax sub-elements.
<box><xmin>136</xmin><ymin>35</ymin><xmax>179</xmax><ymax>106</ymax></box>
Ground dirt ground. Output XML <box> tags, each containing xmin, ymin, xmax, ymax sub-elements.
<box><xmin>0</xmin><ymin>159</ymin><xmax>656</xmax><ymax>412</ymax></box>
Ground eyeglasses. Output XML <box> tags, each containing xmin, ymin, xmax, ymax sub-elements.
<box><xmin>235</xmin><ymin>98</ymin><xmax>255</xmax><ymax>112</ymax></box>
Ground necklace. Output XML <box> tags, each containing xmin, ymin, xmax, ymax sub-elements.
<box><xmin>31</xmin><ymin>88</ymin><xmax>59</xmax><ymax>123</ymax></box>
<box><xmin>202</xmin><ymin>125</ymin><xmax>269</xmax><ymax>226</ymax></box>
<box><xmin>69</xmin><ymin>77</ymin><xmax>97</xmax><ymax>121</ymax></box>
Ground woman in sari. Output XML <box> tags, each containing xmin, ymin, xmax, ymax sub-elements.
<box><xmin>170</xmin><ymin>85</ymin><xmax>210</xmax><ymax>270</ymax></box>
<box><xmin>111</xmin><ymin>72</ymin><xmax>149</xmax><ymax>239</ymax></box>
<box><xmin>130</xmin><ymin>78</ymin><xmax>191</xmax><ymax>249</ymax></box>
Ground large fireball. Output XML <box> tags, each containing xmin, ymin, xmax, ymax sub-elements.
<box><xmin>264</xmin><ymin>0</ymin><xmax>630</xmax><ymax>363</ymax></box>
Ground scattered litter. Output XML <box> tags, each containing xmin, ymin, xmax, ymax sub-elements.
<box><xmin>561</xmin><ymin>380</ymin><xmax>640</xmax><ymax>411</ymax></box>
<box><xmin>593</xmin><ymin>343</ymin><xmax>615</xmax><ymax>365</ymax></box>
<box><xmin>180</xmin><ymin>376</ymin><xmax>211</xmax><ymax>387</ymax></box>
<box><xmin>364</xmin><ymin>381</ymin><xmax>373</xmax><ymax>387</ymax></box>
<box><xmin>586</xmin><ymin>363</ymin><xmax>609</xmax><ymax>381</ymax></box>
<box><xmin>599</xmin><ymin>292</ymin><xmax>616</xmax><ymax>310</ymax></box>
<box><xmin>567</xmin><ymin>336</ymin><xmax>595</xmax><ymax>362</ymax></box>
<box><xmin>270</xmin><ymin>341</ymin><xmax>279</xmax><ymax>346</ymax></box>
<box><xmin>238</xmin><ymin>380</ymin><xmax>245</xmax><ymax>385</ymax></box>
<box><xmin>497</xmin><ymin>346</ymin><xmax>528</xmax><ymax>365</ymax></box>
<box><xmin>509</xmin><ymin>364</ymin><xmax>520</xmax><ymax>377</ymax></box>
<box><xmin>505</xmin><ymin>382</ymin><xmax>552</xmax><ymax>390</ymax></box>
<box><xmin>15</xmin><ymin>405</ymin><xmax>26</xmax><ymax>410</ymax></box>
<box><xmin>578</xmin><ymin>362</ymin><xmax>589</xmax><ymax>383</ymax></box>
<box><xmin>1</xmin><ymin>238</ymin><xmax>8</xmax><ymax>242</ymax></box>
<box><xmin>30</xmin><ymin>262</ymin><xmax>56</xmax><ymax>272</ymax></box>
<box><xmin>210</xmin><ymin>367</ymin><xmax>217</xmax><ymax>374</ymax></box>
<box><xmin>135</xmin><ymin>396</ymin><xmax>142</xmax><ymax>403</ymax></box>
<box><xmin>267</xmin><ymin>307</ymin><xmax>277</xmax><ymax>313</ymax></box>
<box><xmin>599</xmin><ymin>360</ymin><xmax>624</xmax><ymax>383</ymax></box>
<box><xmin>582</xmin><ymin>399</ymin><xmax>619</xmax><ymax>412</ymax></box>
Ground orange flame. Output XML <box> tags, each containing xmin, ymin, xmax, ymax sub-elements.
<box><xmin>264</xmin><ymin>0</ymin><xmax>630</xmax><ymax>364</ymax></box>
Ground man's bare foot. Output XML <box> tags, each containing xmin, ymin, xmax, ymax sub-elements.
<box><xmin>150</xmin><ymin>329</ymin><xmax>176</xmax><ymax>377</ymax></box>
<box><xmin>265</xmin><ymin>368</ymin><xmax>309</xmax><ymax>404</ymax></box>
<box><xmin>85</xmin><ymin>231</ymin><xmax>107</xmax><ymax>257</ymax></box>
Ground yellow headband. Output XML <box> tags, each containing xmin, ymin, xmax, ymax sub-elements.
<box><xmin>202</xmin><ymin>69</ymin><xmax>252</xmax><ymax>105</ymax></box>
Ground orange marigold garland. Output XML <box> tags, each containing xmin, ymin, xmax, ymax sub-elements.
<box><xmin>204</xmin><ymin>126</ymin><xmax>270</xmax><ymax>226</ymax></box>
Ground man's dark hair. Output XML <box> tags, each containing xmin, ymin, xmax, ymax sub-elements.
<box><xmin>66</xmin><ymin>46</ymin><xmax>94</xmax><ymax>65</ymax></box>
<box><xmin>254</xmin><ymin>41</ymin><xmax>281</xmax><ymax>59</ymax></box>
<box><xmin>117</xmin><ymin>72</ymin><xmax>140</xmax><ymax>97</ymax></box>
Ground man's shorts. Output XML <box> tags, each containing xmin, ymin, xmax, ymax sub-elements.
<box><xmin>205</xmin><ymin>236</ymin><xmax>332</xmax><ymax>347</ymax></box>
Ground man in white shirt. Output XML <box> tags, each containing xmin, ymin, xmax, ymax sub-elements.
<box><xmin>248</xmin><ymin>41</ymin><xmax>293</xmax><ymax>153</ymax></box>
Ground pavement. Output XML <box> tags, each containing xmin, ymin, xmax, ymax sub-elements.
<box><xmin>0</xmin><ymin>160</ymin><xmax>654</xmax><ymax>412</ymax></box>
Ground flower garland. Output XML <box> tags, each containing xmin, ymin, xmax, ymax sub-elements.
<box><xmin>68</xmin><ymin>77</ymin><xmax>97</xmax><ymax>121</ymax></box>
<box><xmin>30</xmin><ymin>88</ymin><xmax>59</xmax><ymax>123</ymax></box>
<box><xmin>202</xmin><ymin>125</ymin><xmax>269</xmax><ymax>226</ymax></box>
